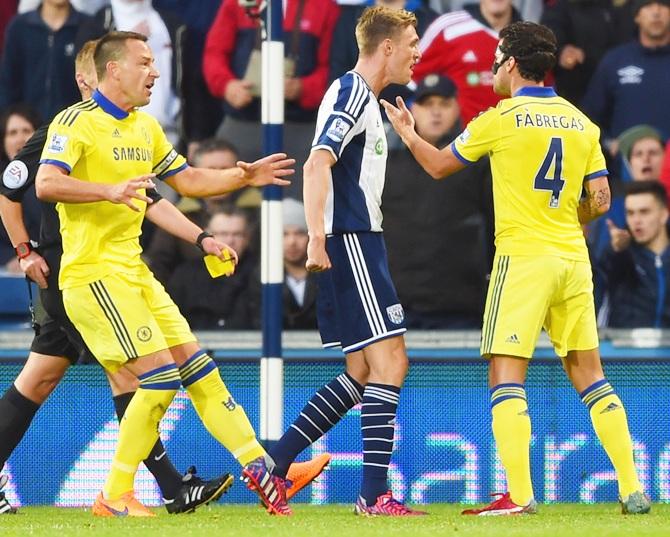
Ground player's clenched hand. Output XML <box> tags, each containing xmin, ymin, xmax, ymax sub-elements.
<box><xmin>380</xmin><ymin>97</ymin><xmax>416</xmax><ymax>142</ymax></box>
<box><xmin>106</xmin><ymin>174</ymin><xmax>156</xmax><ymax>212</ymax></box>
<box><xmin>200</xmin><ymin>236</ymin><xmax>239</xmax><ymax>265</ymax></box>
<box><xmin>238</xmin><ymin>153</ymin><xmax>294</xmax><ymax>187</ymax></box>
<box><xmin>306</xmin><ymin>237</ymin><xmax>331</xmax><ymax>272</ymax></box>
<box><xmin>606</xmin><ymin>219</ymin><xmax>631</xmax><ymax>253</ymax></box>
<box><xmin>19</xmin><ymin>251</ymin><xmax>50</xmax><ymax>289</ymax></box>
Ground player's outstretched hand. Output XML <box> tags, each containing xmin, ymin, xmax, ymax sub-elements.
<box><xmin>200</xmin><ymin>236</ymin><xmax>239</xmax><ymax>265</ymax></box>
<box><xmin>19</xmin><ymin>251</ymin><xmax>50</xmax><ymax>289</ymax></box>
<box><xmin>606</xmin><ymin>219</ymin><xmax>631</xmax><ymax>253</ymax></box>
<box><xmin>238</xmin><ymin>153</ymin><xmax>294</xmax><ymax>187</ymax></box>
<box><xmin>380</xmin><ymin>96</ymin><xmax>415</xmax><ymax>141</ymax></box>
<box><xmin>106</xmin><ymin>174</ymin><xmax>156</xmax><ymax>211</ymax></box>
<box><xmin>305</xmin><ymin>236</ymin><xmax>331</xmax><ymax>272</ymax></box>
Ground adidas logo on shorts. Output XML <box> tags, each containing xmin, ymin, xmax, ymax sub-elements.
<box><xmin>505</xmin><ymin>334</ymin><xmax>520</xmax><ymax>344</ymax></box>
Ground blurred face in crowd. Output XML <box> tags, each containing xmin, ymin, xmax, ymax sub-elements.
<box><xmin>208</xmin><ymin>213</ymin><xmax>251</xmax><ymax>259</ymax></box>
<box><xmin>4</xmin><ymin>114</ymin><xmax>35</xmax><ymax>161</ymax></box>
<box><xmin>283</xmin><ymin>225</ymin><xmax>309</xmax><ymax>266</ymax></box>
<box><xmin>480</xmin><ymin>0</ymin><xmax>513</xmax><ymax>19</ymax></box>
<box><xmin>411</xmin><ymin>95</ymin><xmax>460</xmax><ymax>146</ymax></box>
<box><xmin>197</xmin><ymin>149</ymin><xmax>238</xmax><ymax>171</ymax></box>
<box><xmin>625</xmin><ymin>192</ymin><xmax>669</xmax><ymax>246</ymax></box>
<box><xmin>629</xmin><ymin>137</ymin><xmax>664</xmax><ymax>180</ymax></box>
<box><xmin>636</xmin><ymin>2</ymin><xmax>670</xmax><ymax>41</ymax></box>
<box><xmin>44</xmin><ymin>0</ymin><xmax>70</xmax><ymax>8</ymax></box>
<box><xmin>387</xmin><ymin>25</ymin><xmax>421</xmax><ymax>85</ymax></box>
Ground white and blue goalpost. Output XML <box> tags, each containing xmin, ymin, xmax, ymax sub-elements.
<box><xmin>259</xmin><ymin>0</ymin><xmax>284</xmax><ymax>449</ymax></box>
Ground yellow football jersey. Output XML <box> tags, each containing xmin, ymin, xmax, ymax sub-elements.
<box><xmin>39</xmin><ymin>90</ymin><xmax>187</xmax><ymax>289</ymax></box>
<box><xmin>452</xmin><ymin>86</ymin><xmax>607</xmax><ymax>262</ymax></box>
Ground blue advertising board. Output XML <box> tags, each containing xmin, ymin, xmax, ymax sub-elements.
<box><xmin>1</xmin><ymin>359</ymin><xmax>669</xmax><ymax>507</ymax></box>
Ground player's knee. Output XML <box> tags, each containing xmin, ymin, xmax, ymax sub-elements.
<box><xmin>18</xmin><ymin>371</ymin><xmax>62</xmax><ymax>403</ymax></box>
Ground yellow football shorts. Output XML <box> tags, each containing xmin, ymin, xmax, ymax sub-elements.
<box><xmin>480</xmin><ymin>254</ymin><xmax>599</xmax><ymax>359</ymax></box>
<box><xmin>63</xmin><ymin>266</ymin><xmax>196</xmax><ymax>372</ymax></box>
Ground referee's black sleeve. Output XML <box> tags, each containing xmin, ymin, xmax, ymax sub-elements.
<box><xmin>0</xmin><ymin>124</ymin><xmax>49</xmax><ymax>202</ymax></box>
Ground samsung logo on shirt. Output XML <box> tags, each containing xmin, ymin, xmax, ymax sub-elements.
<box><xmin>113</xmin><ymin>147</ymin><xmax>152</xmax><ymax>161</ymax></box>
<box><xmin>514</xmin><ymin>113</ymin><xmax>584</xmax><ymax>131</ymax></box>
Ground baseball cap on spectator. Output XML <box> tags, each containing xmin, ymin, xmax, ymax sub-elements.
<box><xmin>617</xmin><ymin>124</ymin><xmax>663</xmax><ymax>160</ymax></box>
<box><xmin>283</xmin><ymin>198</ymin><xmax>307</xmax><ymax>231</ymax></box>
<box><xmin>632</xmin><ymin>0</ymin><xmax>670</xmax><ymax>15</ymax></box>
<box><xmin>414</xmin><ymin>74</ymin><xmax>457</xmax><ymax>103</ymax></box>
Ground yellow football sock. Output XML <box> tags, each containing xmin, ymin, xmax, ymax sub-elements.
<box><xmin>185</xmin><ymin>368</ymin><xmax>265</xmax><ymax>466</ymax></box>
<box><xmin>103</xmin><ymin>385</ymin><xmax>176</xmax><ymax>500</ymax></box>
<box><xmin>588</xmin><ymin>393</ymin><xmax>642</xmax><ymax>498</ymax></box>
<box><xmin>491</xmin><ymin>388</ymin><xmax>534</xmax><ymax>506</ymax></box>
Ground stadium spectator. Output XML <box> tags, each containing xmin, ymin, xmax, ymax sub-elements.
<box><xmin>596</xmin><ymin>180</ymin><xmax>670</xmax><ymax>327</ymax></box>
<box><xmin>18</xmin><ymin>0</ymin><xmax>108</xmax><ymax>15</ymax></box>
<box><xmin>541</xmin><ymin>0</ymin><xmax>636</xmax><ymax>106</ymax></box>
<box><xmin>192</xmin><ymin>138</ymin><xmax>262</xmax><ymax>215</ymax></box>
<box><xmin>659</xmin><ymin>137</ymin><xmax>670</xmax><ymax>191</ymax></box>
<box><xmin>588</xmin><ymin>124</ymin><xmax>665</xmax><ymax>261</ymax></box>
<box><xmin>383</xmin><ymin>74</ymin><xmax>494</xmax><ymax>328</ymax></box>
<box><xmin>411</xmin><ymin>0</ymin><xmax>521</xmax><ymax>125</ymax></box>
<box><xmin>280</xmin><ymin>199</ymin><xmax>317</xmax><ymax>329</ymax></box>
<box><xmin>428</xmin><ymin>0</ymin><xmax>542</xmax><ymax>22</ymax></box>
<box><xmin>0</xmin><ymin>105</ymin><xmax>41</xmax><ymax>267</ymax></box>
<box><xmin>153</xmin><ymin>0</ymin><xmax>225</xmax><ymax>158</ymax></box>
<box><xmin>202</xmin><ymin>0</ymin><xmax>340</xmax><ymax>199</ymax></box>
<box><xmin>0</xmin><ymin>0</ymin><xmax>86</xmax><ymax>121</ymax></box>
<box><xmin>249</xmin><ymin>198</ymin><xmax>318</xmax><ymax>330</ymax></box>
<box><xmin>581</xmin><ymin>0</ymin><xmax>670</xmax><ymax>150</ymax></box>
<box><xmin>169</xmin><ymin>208</ymin><xmax>259</xmax><ymax>330</ymax></box>
<box><xmin>145</xmin><ymin>196</ymin><xmax>209</xmax><ymax>286</ymax></box>
<box><xmin>383</xmin><ymin>20</ymin><xmax>649</xmax><ymax>516</ymax></box>
<box><xmin>145</xmin><ymin>138</ymin><xmax>262</xmax><ymax>286</ymax></box>
<box><xmin>0</xmin><ymin>0</ymin><xmax>18</xmax><ymax>56</ymax></box>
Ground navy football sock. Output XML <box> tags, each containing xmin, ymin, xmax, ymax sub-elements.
<box><xmin>270</xmin><ymin>373</ymin><xmax>364</xmax><ymax>478</ymax></box>
<box><xmin>360</xmin><ymin>383</ymin><xmax>400</xmax><ymax>505</ymax></box>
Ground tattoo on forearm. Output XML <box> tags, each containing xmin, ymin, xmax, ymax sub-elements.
<box><xmin>590</xmin><ymin>187</ymin><xmax>610</xmax><ymax>209</ymax></box>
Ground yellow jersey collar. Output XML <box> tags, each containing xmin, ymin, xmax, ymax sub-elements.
<box><xmin>92</xmin><ymin>90</ymin><xmax>130</xmax><ymax>120</ymax></box>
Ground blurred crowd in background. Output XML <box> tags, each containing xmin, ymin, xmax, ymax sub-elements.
<box><xmin>1</xmin><ymin>0</ymin><xmax>670</xmax><ymax>330</ymax></box>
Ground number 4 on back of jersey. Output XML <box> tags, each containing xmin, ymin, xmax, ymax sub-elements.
<box><xmin>534</xmin><ymin>137</ymin><xmax>564</xmax><ymax>208</ymax></box>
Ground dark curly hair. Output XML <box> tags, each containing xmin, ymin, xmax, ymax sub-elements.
<box><xmin>499</xmin><ymin>22</ymin><xmax>557</xmax><ymax>82</ymax></box>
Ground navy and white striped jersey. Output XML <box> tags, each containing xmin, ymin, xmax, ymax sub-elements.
<box><xmin>311</xmin><ymin>71</ymin><xmax>388</xmax><ymax>234</ymax></box>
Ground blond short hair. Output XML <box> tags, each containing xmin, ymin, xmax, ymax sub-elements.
<box><xmin>355</xmin><ymin>6</ymin><xmax>417</xmax><ymax>57</ymax></box>
<box><xmin>75</xmin><ymin>39</ymin><xmax>99</xmax><ymax>78</ymax></box>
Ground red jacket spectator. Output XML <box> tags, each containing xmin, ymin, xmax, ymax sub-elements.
<box><xmin>412</xmin><ymin>3</ymin><xmax>521</xmax><ymax>125</ymax></box>
<box><xmin>0</xmin><ymin>0</ymin><xmax>18</xmax><ymax>55</ymax></box>
<box><xmin>203</xmin><ymin>0</ymin><xmax>339</xmax><ymax>122</ymax></box>
<box><xmin>661</xmin><ymin>140</ymin><xmax>670</xmax><ymax>193</ymax></box>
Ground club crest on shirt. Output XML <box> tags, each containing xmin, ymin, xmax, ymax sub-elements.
<box><xmin>48</xmin><ymin>133</ymin><xmax>68</xmax><ymax>154</ymax></box>
<box><xmin>2</xmin><ymin>160</ymin><xmax>28</xmax><ymax>189</ymax></box>
<box><xmin>386</xmin><ymin>304</ymin><xmax>404</xmax><ymax>325</ymax></box>
<box><xmin>136</xmin><ymin>326</ymin><xmax>152</xmax><ymax>342</ymax></box>
<box><xmin>326</xmin><ymin>117</ymin><xmax>350</xmax><ymax>142</ymax></box>
<box><xmin>375</xmin><ymin>138</ymin><xmax>384</xmax><ymax>155</ymax></box>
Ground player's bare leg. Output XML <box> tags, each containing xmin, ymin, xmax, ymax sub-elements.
<box><xmin>354</xmin><ymin>336</ymin><xmax>426</xmax><ymax>516</ymax></box>
<box><xmin>562</xmin><ymin>348</ymin><xmax>649</xmax><ymax>514</ymax></box>
<box><xmin>463</xmin><ymin>354</ymin><xmax>536</xmax><ymax>516</ymax></box>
